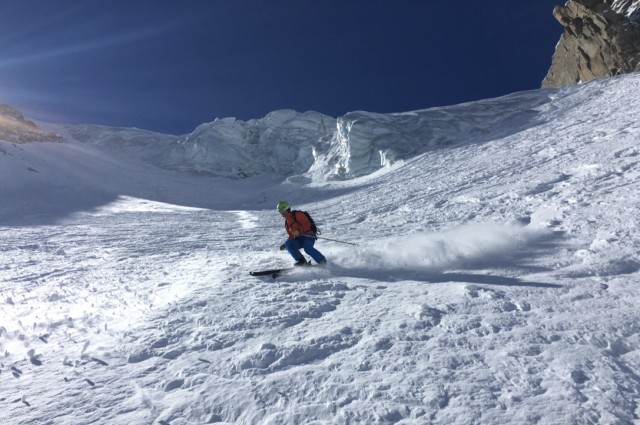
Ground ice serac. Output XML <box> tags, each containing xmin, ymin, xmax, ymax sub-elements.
<box><xmin>0</xmin><ymin>104</ymin><xmax>63</xmax><ymax>143</ymax></box>
<box><xmin>159</xmin><ymin>109</ymin><xmax>336</xmax><ymax>178</ymax></box>
<box><xmin>542</xmin><ymin>0</ymin><xmax>640</xmax><ymax>88</ymax></box>
<box><xmin>309</xmin><ymin>111</ymin><xmax>422</xmax><ymax>180</ymax></box>
<box><xmin>307</xmin><ymin>91</ymin><xmax>551</xmax><ymax>180</ymax></box>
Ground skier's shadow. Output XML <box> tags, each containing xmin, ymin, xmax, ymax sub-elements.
<box><xmin>326</xmin><ymin>265</ymin><xmax>562</xmax><ymax>289</ymax></box>
<box><xmin>427</xmin><ymin>272</ymin><xmax>562</xmax><ymax>288</ymax></box>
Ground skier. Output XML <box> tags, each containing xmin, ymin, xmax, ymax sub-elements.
<box><xmin>277</xmin><ymin>201</ymin><xmax>327</xmax><ymax>266</ymax></box>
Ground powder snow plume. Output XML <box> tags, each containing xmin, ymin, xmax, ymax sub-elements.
<box><xmin>338</xmin><ymin>223</ymin><xmax>544</xmax><ymax>273</ymax></box>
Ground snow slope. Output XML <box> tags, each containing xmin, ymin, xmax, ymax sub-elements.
<box><xmin>1</xmin><ymin>73</ymin><xmax>640</xmax><ymax>424</ymax></box>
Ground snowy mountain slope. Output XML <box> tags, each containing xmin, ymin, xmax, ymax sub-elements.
<box><xmin>1</xmin><ymin>73</ymin><xmax>640</xmax><ymax>424</ymax></box>
<box><xmin>0</xmin><ymin>126</ymin><xmax>290</xmax><ymax>224</ymax></box>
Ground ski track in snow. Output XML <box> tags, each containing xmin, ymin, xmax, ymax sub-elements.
<box><xmin>1</xmin><ymin>74</ymin><xmax>640</xmax><ymax>424</ymax></box>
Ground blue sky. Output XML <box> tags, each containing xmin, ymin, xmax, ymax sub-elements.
<box><xmin>0</xmin><ymin>1</ymin><xmax>564</xmax><ymax>134</ymax></box>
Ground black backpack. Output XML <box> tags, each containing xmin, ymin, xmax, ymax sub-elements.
<box><xmin>292</xmin><ymin>210</ymin><xmax>321</xmax><ymax>235</ymax></box>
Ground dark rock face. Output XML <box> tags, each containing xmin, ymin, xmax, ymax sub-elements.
<box><xmin>542</xmin><ymin>0</ymin><xmax>640</xmax><ymax>88</ymax></box>
<box><xmin>0</xmin><ymin>104</ymin><xmax>63</xmax><ymax>143</ymax></box>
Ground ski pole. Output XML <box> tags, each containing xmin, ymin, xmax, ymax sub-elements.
<box><xmin>302</xmin><ymin>234</ymin><xmax>358</xmax><ymax>246</ymax></box>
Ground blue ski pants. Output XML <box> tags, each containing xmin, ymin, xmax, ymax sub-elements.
<box><xmin>285</xmin><ymin>236</ymin><xmax>326</xmax><ymax>264</ymax></box>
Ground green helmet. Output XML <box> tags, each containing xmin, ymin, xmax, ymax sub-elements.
<box><xmin>276</xmin><ymin>201</ymin><xmax>290</xmax><ymax>212</ymax></box>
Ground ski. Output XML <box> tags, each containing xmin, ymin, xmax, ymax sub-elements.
<box><xmin>249</xmin><ymin>268</ymin><xmax>294</xmax><ymax>278</ymax></box>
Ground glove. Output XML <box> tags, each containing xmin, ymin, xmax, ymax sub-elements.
<box><xmin>279</xmin><ymin>244</ymin><xmax>286</xmax><ymax>251</ymax></box>
<box><xmin>292</xmin><ymin>230</ymin><xmax>300</xmax><ymax>237</ymax></box>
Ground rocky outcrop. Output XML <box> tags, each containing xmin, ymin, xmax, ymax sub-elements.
<box><xmin>542</xmin><ymin>0</ymin><xmax>640</xmax><ymax>88</ymax></box>
<box><xmin>0</xmin><ymin>104</ymin><xmax>63</xmax><ymax>143</ymax></box>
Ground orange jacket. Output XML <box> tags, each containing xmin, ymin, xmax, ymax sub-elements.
<box><xmin>284</xmin><ymin>210</ymin><xmax>315</xmax><ymax>239</ymax></box>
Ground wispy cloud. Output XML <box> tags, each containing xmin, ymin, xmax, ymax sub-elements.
<box><xmin>0</xmin><ymin>19</ymin><xmax>186</xmax><ymax>70</ymax></box>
